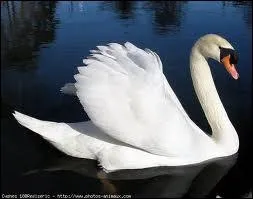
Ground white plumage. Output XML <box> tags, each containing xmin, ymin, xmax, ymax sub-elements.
<box><xmin>13</xmin><ymin>34</ymin><xmax>239</xmax><ymax>172</ymax></box>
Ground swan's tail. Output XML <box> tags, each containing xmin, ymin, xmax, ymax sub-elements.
<box><xmin>12</xmin><ymin>111</ymin><xmax>97</xmax><ymax>159</ymax></box>
<box><xmin>13</xmin><ymin>111</ymin><xmax>45</xmax><ymax>133</ymax></box>
<box><xmin>12</xmin><ymin>111</ymin><xmax>78</xmax><ymax>142</ymax></box>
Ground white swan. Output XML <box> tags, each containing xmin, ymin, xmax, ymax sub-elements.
<box><xmin>13</xmin><ymin>34</ymin><xmax>239</xmax><ymax>172</ymax></box>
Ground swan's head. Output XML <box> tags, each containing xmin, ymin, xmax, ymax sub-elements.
<box><xmin>195</xmin><ymin>34</ymin><xmax>239</xmax><ymax>79</ymax></box>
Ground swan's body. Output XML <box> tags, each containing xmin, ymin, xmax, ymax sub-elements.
<box><xmin>13</xmin><ymin>34</ymin><xmax>239</xmax><ymax>172</ymax></box>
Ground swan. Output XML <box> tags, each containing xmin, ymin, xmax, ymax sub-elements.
<box><xmin>13</xmin><ymin>34</ymin><xmax>240</xmax><ymax>172</ymax></box>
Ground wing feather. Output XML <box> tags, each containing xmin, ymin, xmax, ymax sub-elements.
<box><xmin>75</xmin><ymin>42</ymin><xmax>194</xmax><ymax>157</ymax></box>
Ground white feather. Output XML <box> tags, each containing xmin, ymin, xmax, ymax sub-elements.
<box><xmin>75</xmin><ymin>42</ymin><xmax>195</xmax><ymax>157</ymax></box>
<box><xmin>13</xmin><ymin>35</ymin><xmax>239</xmax><ymax>172</ymax></box>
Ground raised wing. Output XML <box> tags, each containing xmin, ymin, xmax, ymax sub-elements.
<box><xmin>74</xmin><ymin>42</ymin><xmax>194</xmax><ymax>157</ymax></box>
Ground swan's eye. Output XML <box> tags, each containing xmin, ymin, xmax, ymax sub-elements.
<box><xmin>229</xmin><ymin>52</ymin><xmax>238</xmax><ymax>65</ymax></box>
<box><xmin>219</xmin><ymin>47</ymin><xmax>238</xmax><ymax>64</ymax></box>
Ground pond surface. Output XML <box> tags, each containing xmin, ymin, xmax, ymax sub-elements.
<box><xmin>1</xmin><ymin>1</ymin><xmax>252</xmax><ymax>198</ymax></box>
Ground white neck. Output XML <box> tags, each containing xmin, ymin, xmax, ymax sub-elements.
<box><xmin>190</xmin><ymin>45</ymin><xmax>239</xmax><ymax>154</ymax></box>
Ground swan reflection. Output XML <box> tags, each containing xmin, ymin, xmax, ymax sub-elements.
<box><xmin>24</xmin><ymin>154</ymin><xmax>237</xmax><ymax>198</ymax></box>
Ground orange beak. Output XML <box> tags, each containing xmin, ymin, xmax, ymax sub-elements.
<box><xmin>221</xmin><ymin>55</ymin><xmax>239</xmax><ymax>80</ymax></box>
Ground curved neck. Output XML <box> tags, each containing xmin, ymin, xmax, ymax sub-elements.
<box><xmin>190</xmin><ymin>46</ymin><xmax>238</xmax><ymax>153</ymax></box>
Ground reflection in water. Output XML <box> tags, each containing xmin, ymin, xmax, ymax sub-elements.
<box><xmin>99</xmin><ymin>1</ymin><xmax>137</xmax><ymax>20</ymax></box>
<box><xmin>99</xmin><ymin>1</ymin><xmax>187</xmax><ymax>34</ymax></box>
<box><xmin>143</xmin><ymin>1</ymin><xmax>187</xmax><ymax>35</ymax></box>
<box><xmin>223</xmin><ymin>1</ymin><xmax>252</xmax><ymax>28</ymax></box>
<box><xmin>78</xmin><ymin>1</ymin><xmax>85</xmax><ymax>13</ymax></box>
<box><xmin>1</xmin><ymin>1</ymin><xmax>59</xmax><ymax>68</ymax></box>
<box><xmin>23</xmin><ymin>155</ymin><xmax>238</xmax><ymax>198</ymax></box>
<box><xmin>66</xmin><ymin>1</ymin><xmax>85</xmax><ymax>14</ymax></box>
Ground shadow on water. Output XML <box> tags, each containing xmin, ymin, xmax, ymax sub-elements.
<box><xmin>1</xmin><ymin>1</ymin><xmax>59</xmax><ymax>69</ymax></box>
<box><xmin>18</xmin><ymin>154</ymin><xmax>238</xmax><ymax>198</ymax></box>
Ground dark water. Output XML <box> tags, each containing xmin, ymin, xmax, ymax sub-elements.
<box><xmin>1</xmin><ymin>1</ymin><xmax>252</xmax><ymax>198</ymax></box>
